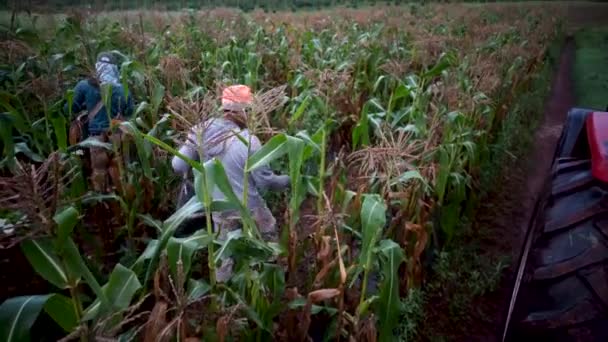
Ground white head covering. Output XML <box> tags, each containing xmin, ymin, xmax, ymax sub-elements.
<box><xmin>95</xmin><ymin>54</ymin><xmax>120</xmax><ymax>86</ymax></box>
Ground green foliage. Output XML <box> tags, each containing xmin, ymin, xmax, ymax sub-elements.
<box><xmin>0</xmin><ymin>295</ymin><xmax>54</xmax><ymax>342</ymax></box>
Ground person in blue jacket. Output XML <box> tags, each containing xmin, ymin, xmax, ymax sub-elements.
<box><xmin>65</xmin><ymin>51</ymin><xmax>134</xmax><ymax>192</ymax></box>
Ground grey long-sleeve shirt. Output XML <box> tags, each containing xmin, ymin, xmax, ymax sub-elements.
<box><xmin>172</xmin><ymin>118</ymin><xmax>290</xmax><ymax>211</ymax></box>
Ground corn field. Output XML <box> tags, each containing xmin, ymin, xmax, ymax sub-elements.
<box><xmin>0</xmin><ymin>3</ymin><xmax>563</xmax><ymax>341</ymax></box>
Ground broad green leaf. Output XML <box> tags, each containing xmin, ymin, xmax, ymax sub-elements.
<box><xmin>54</xmin><ymin>206</ymin><xmax>79</xmax><ymax>246</ymax></box>
<box><xmin>356</xmin><ymin>295</ymin><xmax>378</xmax><ymax>317</ymax></box>
<box><xmin>435</xmin><ymin>147</ymin><xmax>451</xmax><ymax>204</ymax></box>
<box><xmin>21</xmin><ymin>238</ymin><xmax>68</xmax><ymax>289</ymax></box>
<box><xmin>392</xmin><ymin>84</ymin><xmax>410</xmax><ymax>102</ymax></box>
<box><xmin>83</xmin><ymin>264</ymin><xmax>141</xmax><ymax>321</ymax></box>
<box><xmin>105</xmin><ymin>264</ymin><xmax>141</xmax><ymax>310</ymax></box>
<box><xmin>131</xmin><ymin>239</ymin><xmax>159</xmax><ymax>274</ymax></box>
<box><xmin>120</xmin><ymin>122</ymin><xmax>152</xmax><ymax>179</ymax></box>
<box><xmin>187</xmin><ymin>279</ymin><xmax>211</xmax><ymax>302</ymax></box>
<box><xmin>246</xmin><ymin>134</ymin><xmax>288</xmax><ymax>172</ymax></box>
<box><xmin>214</xmin><ymin>230</ymin><xmax>274</xmax><ymax>264</ymax></box>
<box><xmin>359</xmin><ymin>194</ymin><xmax>386</xmax><ymax>267</ymax></box>
<box><xmin>0</xmin><ymin>295</ymin><xmax>53</xmax><ymax>342</ymax></box>
<box><xmin>423</xmin><ymin>51</ymin><xmax>457</xmax><ymax>79</ymax></box>
<box><xmin>260</xmin><ymin>263</ymin><xmax>285</xmax><ymax>301</ymax></box>
<box><xmin>178</xmin><ymin>230</ymin><xmax>213</xmax><ymax>250</ymax></box>
<box><xmin>143</xmin><ymin>133</ymin><xmax>203</xmax><ymax>173</ymax></box>
<box><xmin>138</xmin><ymin>214</ymin><xmax>162</xmax><ymax>233</ymax></box>
<box><xmin>44</xmin><ymin>294</ymin><xmax>77</xmax><ymax>333</ymax></box>
<box><xmin>287</xmin><ymin>298</ymin><xmax>338</xmax><ymax>316</ymax></box>
<box><xmin>206</xmin><ymin>159</ymin><xmax>257</xmax><ymax>233</ymax></box>
<box><xmin>49</xmin><ymin>112</ymin><xmax>67</xmax><ymax>152</ymax></box>
<box><xmin>376</xmin><ymin>239</ymin><xmax>405</xmax><ymax>342</ymax></box>
<box><xmin>167</xmin><ymin>237</ymin><xmax>197</xmax><ymax>278</ymax></box>
<box><xmin>352</xmin><ymin>104</ymin><xmax>370</xmax><ymax>149</ymax></box>
<box><xmin>288</xmin><ymin>96</ymin><xmax>310</xmax><ymax>126</ymax></box>
<box><xmin>143</xmin><ymin>197</ymin><xmax>203</xmax><ymax>287</ymax></box>
<box><xmin>151</xmin><ymin>82</ymin><xmax>165</xmax><ymax>115</ymax></box>
<box><xmin>63</xmin><ymin>238</ymin><xmax>110</xmax><ymax>311</ymax></box>
<box><xmin>390</xmin><ymin>170</ymin><xmax>426</xmax><ymax>187</ymax></box>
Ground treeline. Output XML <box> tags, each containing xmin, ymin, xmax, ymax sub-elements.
<box><xmin>6</xmin><ymin>0</ymin><xmax>414</xmax><ymax>12</ymax></box>
<box><xmin>4</xmin><ymin>0</ymin><xmax>592</xmax><ymax>12</ymax></box>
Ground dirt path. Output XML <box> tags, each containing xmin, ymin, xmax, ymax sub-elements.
<box><xmin>471</xmin><ymin>38</ymin><xmax>576</xmax><ymax>341</ymax></box>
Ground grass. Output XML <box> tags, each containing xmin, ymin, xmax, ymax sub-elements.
<box><xmin>573</xmin><ymin>28</ymin><xmax>608</xmax><ymax>110</ymax></box>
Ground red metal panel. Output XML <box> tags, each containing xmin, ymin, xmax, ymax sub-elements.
<box><xmin>586</xmin><ymin>112</ymin><xmax>608</xmax><ymax>183</ymax></box>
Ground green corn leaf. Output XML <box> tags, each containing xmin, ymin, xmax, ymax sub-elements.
<box><xmin>21</xmin><ymin>238</ymin><xmax>69</xmax><ymax>289</ymax></box>
<box><xmin>150</xmin><ymin>82</ymin><xmax>165</xmax><ymax>116</ymax></box>
<box><xmin>187</xmin><ymin>279</ymin><xmax>211</xmax><ymax>302</ymax></box>
<box><xmin>246</xmin><ymin>133</ymin><xmax>288</xmax><ymax>172</ymax></box>
<box><xmin>288</xmin><ymin>95</ymin><xmax>310</xmax><ymax>126</ymax></box>
<box><xmin>214</xmin><ymin>230</ymin><xmax>274</xmax><ymax>265</ymax></box>
<box><xmin>390</xmin><ymin>170</ymin><xmax>427</xmax><ymax>187</ymax></box>
<box><xmin>260</xmin><ymin>263</ymin><xmax>285</xmax><ymax>302</ymax></box>
<box><xmin>143</xmin><ymin>197</ymin><xmax>203</xmax><ymax>287</ymax></box>
<box><xmin>436</xmin><ymin>147</ymin><xmax>451</xmax><ymax>205</ymax></box>
<box><xmin>62</xmin><ymin>238</ymin><xmax>110</xmax><ymax>312</ymax></box>
<box><xmin>359</xmin><ymin>194</ymin><xmax>386</xmax><ymax>267</ymax></box>
<box><xmin>83</xmin><ymin>264</ymin><xmax>142</xmax><ymax>321</ymax></box>
<box><xmin>376</xmin><ymin>239</ymin><xmax>405</xmax><ymax>342</ymax></box>
<box><xmin>206</xmin><ymin>159</ymin><xmax>258</xmax><ymax>233</ymax></box>
<box><xmin>178</xmin><ymin>230</ymin><xmax>213</xmax><ymax>250</ymax></box>
<box><xmin>423</xmin><ymin>51</ymin><xmax>457</xmax><ymax>79</ymax></box>
<box><xmin>167</xmin><ymin>237</ymin><xmax>197</xmax><ymax>278</ymax></box>
<box><xmin>49</xmin><ymin>111</ymin><xmax>67</xmax><ymax>152</ymax></box>
<box><xmin>352</xmin><ymin>104</ymin><xmax>370</xmax><ymax>149</ymax></box>
<box><xmin>105</xmin><ymin>264</ymin><xmax>141</xmax><ymax>310</ymax></box>
<box><xmin>143</xmin><ymin>133</ymin><xmax>203</xmax><ymax>173</ymax></box>
<box><xmin>356</xmin><ymin>295</ymin><xmax>378</xmax><ymax>317</ymax></box>
<box><xmin>131</xmin><ymin>239</ymin><xmax>159</xmax><ymax>274</ymax></box>
<box><xmin>44</xmin><ymin>294</ymin><xmax>78</xmax><ymax>333</ymax></box>
<box><xmin>119</xmin><ymin>122</ymin><xmax>152</xmax><ymax>179</ymax></box>
<box><xmin>54</xmin><ymin>206</ymin><xmax>79</xmax><ymax>247</ymax></box>
<box><xmin>0</xmin><ymin>295</ymin><xmax>53</xmax><ymax>342</ymax></box>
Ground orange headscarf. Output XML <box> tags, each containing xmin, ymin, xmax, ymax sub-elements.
<box><xmin>221</xmin><ymin>85</ymin><xmax>253</xmax><ymax>111</ymax></box>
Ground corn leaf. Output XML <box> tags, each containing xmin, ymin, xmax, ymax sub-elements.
<box><xmin>376</xmin><ymin>239</ymin><xmax>405</xmax><ymax>342</ymax></box>
<box><xmin>187</xmin><ymin>279</ymin><xmax>211</xmax><ymax>302</ymax></box>
<box><xmin>167</xmin><ymin>237</ymin><xmax>197</xmax><ymax>278</ymax></box>
<box><xmin>246</xmin><ymin>133</ymin><xmax>288</xmax><ymax>172</ymax></box>
<box><xmin>44</xmin><ymin>294</ymin><xmax>78</xmax><ymax>333</ymax></box>
<box><xmin>105</xmin><ymin>264</ymin><xmax>141</xmax><ymax>310</ymax></box>
<box><xmin>63</xmin><ymin>238</ymin><xmax>110</xmax><ymax>312</ymax></box>
<box><xmin>54</xmin><ymin>206</ymin><xmax>79</xmax><ymax>247</ymax></box>
<box><xmin>21</xmin><ymin>238</ymin><xmax>69</xmax><ymax>289</ymax></box>
<box><xmin>0</xmin><ymin>295</ymin><xmax>53</xmax><ymax>342</ymax></box>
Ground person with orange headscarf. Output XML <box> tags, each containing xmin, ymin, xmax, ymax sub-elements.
<box><xmin>172</xmin><ymin>85</ymin><xmax>289</xmax><ymax>282</ymax></box>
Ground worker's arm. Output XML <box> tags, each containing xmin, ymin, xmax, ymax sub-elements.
<box><xmin>172</xmin><ymin>137</ymin><xmax>199</xmax><ymax>175</ymax></box>
<box><xmin>248</xmin><ymin>134</ymin><xmax>290</xmax><ymax>191</ymax></box>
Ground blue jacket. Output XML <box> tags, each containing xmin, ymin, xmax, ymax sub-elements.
<box><xmin>65</xmin><ymin>79</ymin><xmax>134</xmax><ymax>136</ymax></box>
